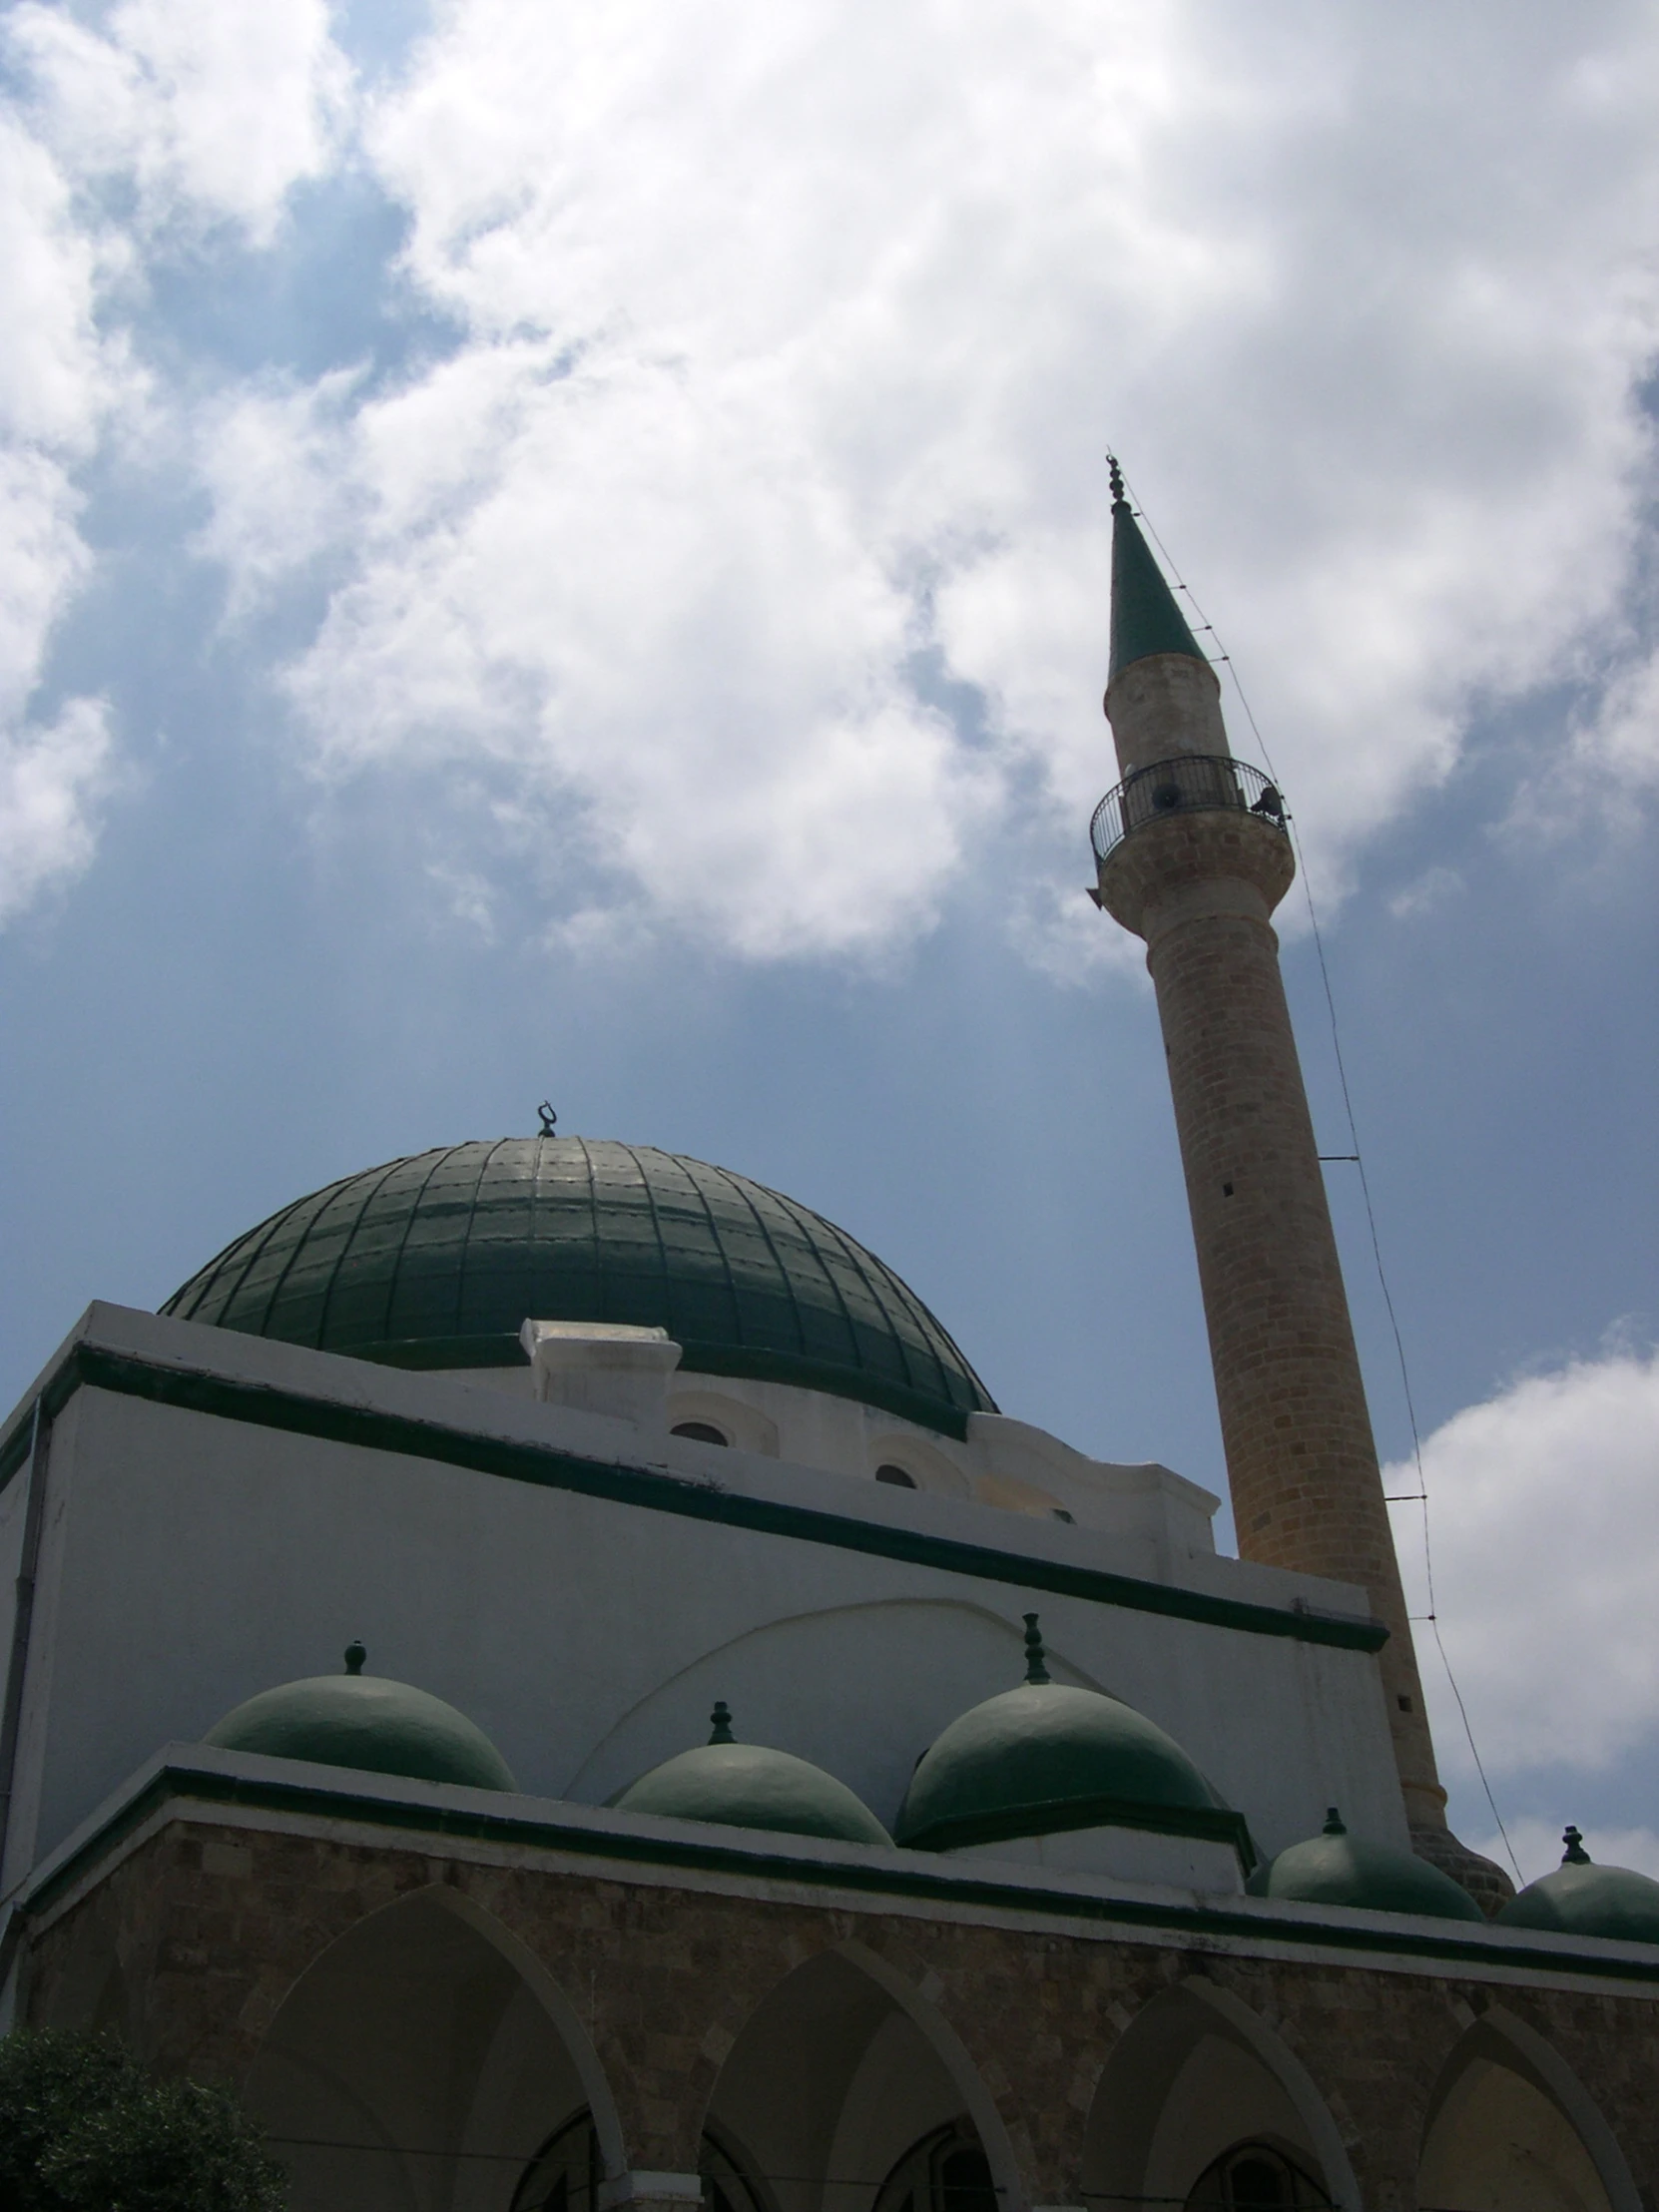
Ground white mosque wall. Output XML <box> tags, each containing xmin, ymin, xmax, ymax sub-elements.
<box><xmin>0</xmin><ymin>1304</ymin><xmax>1409</xmax><ymax>1896</ymax></box>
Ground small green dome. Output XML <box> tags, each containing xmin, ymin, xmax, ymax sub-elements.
<box><xmin>1496</xmin><ymin>1828</ymin><xmax>1659</xmax><ymax>1944</ymax></box>
<box><xmin>894</xmin><ymin>1615</ymin><xmax>1228</xmax><ymax>1854</ymax></box>
<box><xmin>613</xmin><ymin>1703</ymin><xmax>890</xmax><ymax>1847</ymax></box>
<box><xmin>1247</xmin><ymin>1809</ymin><xmax>1483</xmax><ymax>1923</ymax></box>
<box><xmin>204</xmin><ymin>1643</ymin><xmax>516</xmax><ymax>1792</ymax></box>
<box><xmin>162</xmin><ymin>1136</ymin><xmax>994</xmax><ymax>1439</ymax></box>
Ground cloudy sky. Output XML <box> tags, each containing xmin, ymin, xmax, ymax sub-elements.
<box><xmin>2</xmin><ymin>0</ymin><xmax>1657</xmax><ymax>1883</ymax></box>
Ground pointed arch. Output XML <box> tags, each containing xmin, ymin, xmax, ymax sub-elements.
<box><xmin>832</xmin><ymin>1939</ymin><xmax>1023</xmax><ymax>2212</ymax></box>
<box><xmin>245</xmin><ymin>1883</ymin><xmax>624</xmax><ymax>2212</ymax></box>
<box><xmin>1418</xmin><ymin>2003</ymin><xmax>1638</xmax><ymax>2212</ymax></box>
<box><xmin>418</xmin><ymin>1886</ymin><xmax>626</xmax><ymax>2178</ymax></box>
<box><xmin>698</xmin><ymin>1936</ymin><xmax>1021</xmax><ymax>2212</ymax></box>
<box><xmin>1083</xmin><ymin>1975</ymin><xmax>1360</xmax><ymax>2212</ymax></box>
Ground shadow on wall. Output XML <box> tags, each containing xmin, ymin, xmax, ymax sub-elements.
<box><xmin>1417</xmin><ymin>2007</ymin><xmax>1636</xmax><ymax>2212</ymax></box>
<box><xmin>1082</xmin><ymin>1978</ymin><xmax>1357</xmax><ymax>2212</ymax></box>
<box><xmin>699</xmin><ymin>1941</ymin><xmax>1018</xmax><ymax>2212</ymax></box>
<box><xmin>242</xmin><ymin>1887</ymin><xmax>623</xmax><ymax>2212</ymax></box>
<box><xmin>565</xmin><ymin>1598</ymin><xmax>1111</xmax><ymax>1826</ymax></box>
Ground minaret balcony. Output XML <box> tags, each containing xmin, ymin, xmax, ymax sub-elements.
<box><xmin>1089</xmin><ymin>754</ymin><xmax>1288</xmax><ymax>864</ymax></box>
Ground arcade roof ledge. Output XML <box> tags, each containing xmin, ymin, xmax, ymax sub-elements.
<box><xmin>0</xmin><ymin>1304</ymin><xmax>1382</xmax><ymax>1653</ymax></box>
<box><xmin>13</xmin><ymin>1743</ymin><xmax>1659</xmax><ymax>2000</ymax></box>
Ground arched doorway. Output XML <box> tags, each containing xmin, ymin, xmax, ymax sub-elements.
<box><xmin>1083</xmin><ymin>1980</ymin><xmax>1355</xmax><ymax>2212</ymax></box>
<box><xmin>507</xmin><ymin>2114</ymin><xmax>768</xmax><ymax>2212</ymax></box>
<box><xmin>1181</xmin><ymin>2142</ymin><xmax>1327</xmax><ymax>2209</ymax></box>
<box><xmin>871</xmin><ymin>2121</ymin><xmax>998</xmax><ymax>2212</ymax></box>
<box><xmin>1417</xmin><ymin>2010</ymin><xmax>1637</xmax><ymax>2212</ymax></box>
<box><xmin>509</xmin><ymin>2111</ymin><xmax>603</xmax><ymax>2212</ymax></box>
<box><xmin>704</xmin><ymin>1946</ymin><xmax>1014</xmax><ymax>2212</ymax></box>
<box><xmin>244</xmin><ymin>1887</ymin><xmax>621</xmax><ymax>2212</ymax></box>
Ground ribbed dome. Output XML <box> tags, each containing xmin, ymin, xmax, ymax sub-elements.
<box><xmin>1247</xmin><ymin>1810</ymin><xmax>1483</xmax><ymax>1923</ymax></box>
<box><xmin>894</xmin><ymin>1616</ymin><xmax>1234</xmax><ymax>1855</ymax></box>
<box><xmin>204</xmin><ymin>1645</ymin><xmax>516</xmax><ymax>1792</ymax></box>
<box><xmin>1496</xmin><ymin>1829</ymin><xmax>1659</xmax><ymax>1944</ymax></box>
<box><xmin>163</xmin><ymin>1136</ymin><xmax>994</xmax><ymax>1438</ymax></box>
<box><xmin>613</xmin><ymin>1705</ymin><xmax>890</xmax><ymax>1847</ymax></box>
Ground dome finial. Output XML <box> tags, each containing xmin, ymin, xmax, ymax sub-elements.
<box><xmin>343</xmin><ymin>1640</ymin><xmax>366</xmax><ymax>1676</ymax></box>
<box><xmin>1562</xmin><ymin>1824</ymin><xmax>1591</xmax><ymax>1865</ymax></box>
<box><xmin>709</xmin><ymin>1700</ymin><xmax>735</xmax><ymax>1745</ymax></box>
<box><xmin>1323</xmin><ymin>1806</ymin><xmax>1347</xmax><ymax>1836</ymax></box>
<box><xmin>537</xmin><ymin>1100</ymin><xmax>557</xmax><ymax>1137</ymax></box>
<box><xmin>1022</xmin><ymin>1613</ymin><xmax>1051</xmax><ymax>1685</ymax></box>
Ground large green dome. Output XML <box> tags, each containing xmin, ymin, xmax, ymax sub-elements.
<box><xmin>1247</xmin><ymin>1810</ymin><xmax>1483</xmax><ymax>1923</ymax></box>
<box><xmin>894</xmin><ymin>1617</ymin><xmax>1239</xmax><ymax>1856</ymax></box>
<box><xmin>204</xmin><ymin>1646</ymin><xmax>516</xmax><ymax>1792</ymax></box>
<box><xmin>613</xmin><ymin>1704</ymin><xmax>890</xmax><ymax>1848</ymax></box>
<box><xmin>163</xmin><ymin>1136</ymin><xmax>995</xmax><ymax>1438</ymax></box>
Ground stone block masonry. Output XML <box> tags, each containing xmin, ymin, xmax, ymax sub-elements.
<box><xmin>21</xmin><ymin>1818</ymin><xmax>1659</xmax><ymax>2211</ymax></box>
<box><xmin>1097</xmin><ymin>795</ymin><xmax>1443</xmax><ymax>1839</ymax></box>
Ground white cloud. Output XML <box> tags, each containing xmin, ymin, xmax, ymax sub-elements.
<box><xmin>0</xmin><ymin>0</ymin><xmax>352</xmax><ymax>923</ymax></box>
<box><xmin>9</xmin><ymin>0</ymin><xmax>349</xmax><ymax>246</ymax></box>
<box><xmin>215</xmin><ymin>339</ymin><xmax>994</xmax><ymax>957</ymax></box>
<box><xmin>0</xmin><ymin>696</ymin><xmax>114</xmax><ymax>924</ymax></box>
<box><xmin>1386</xmin><ymin>864</ymin><xmax>1464</xmax><ymax>923</ymax></box>
<box><xmin>188</xmin><ymin>0</ymin><xmax>1659</xmax><ymax>959</ymax></box>
<box><xmin>1509</xmin><ymin>645</ymin><xmax>1659</xmax><ymax>841</ymax></box>
<box><xmin>194</xmin><ymin>368</ymin><xmax>367</xmax><ymax>615</ymax></box>
<box><xmin>1387</xmin><ymin>1345</ymin><xmax>1659</xmax><ymax>1788</ymax></box>
<box><xmin>1578</xmin><ymin>649</ymin><xmax>1659</xmax><ymax>794</ymax></box>
<box><xmin>0</xmin><ymin>109</ymin><xmax>126</xmax><ymax>915</ymax></box>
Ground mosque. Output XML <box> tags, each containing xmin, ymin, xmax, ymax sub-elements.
<box><xmin>1</xmin><ymin>479</ymin><xmax>1656</xmax><ymax>2211</ymax></box>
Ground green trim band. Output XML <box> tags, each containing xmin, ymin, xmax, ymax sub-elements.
<box><xmin>24</xmin><ymin>1759</ymin><xmax>1659</xmax><ymax>1989</ymax></box>
<box><xmin>901</xmin><ymin>1791</ymin><xmax>1256</xmax><ymax>1869</ymax></box>
<box><xmin>360</xmin><ymin>1333</ymin><xmax>974</xmax><ymax>1439</ymax></box>
<box><xmin>0</xmin><ymin>1342</ymin><xmax>1386</xmax><ymax>1654</ymax></box>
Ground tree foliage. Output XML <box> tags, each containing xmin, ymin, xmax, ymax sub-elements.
<box><xmin>0</xmin><ymin>2029</ymin><xmax>285</xmax><ymax>2212</ymax></box>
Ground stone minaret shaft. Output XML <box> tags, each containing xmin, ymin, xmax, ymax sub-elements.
<box><xmin>1091</xmin><ymin>482</ymin><xmax>1445</xmax><ymax>1837</ymax></box>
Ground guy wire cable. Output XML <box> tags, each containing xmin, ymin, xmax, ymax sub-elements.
<box><xmin>1111</xmin><ymin>461</ymin><xmax>1522</xmax><ymax>1883</ymax></box>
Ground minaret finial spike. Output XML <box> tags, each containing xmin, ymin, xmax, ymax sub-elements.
<box><xmin>1022</xmin><ymin>1613</ymin><xmax>1051</xmax><ymax>1685</ymax></box>
<box><xmin>709</xmin><ymin>1700</ymin><xmax>735</xmax><ymax>1745</ymax></box>
<box><xmin>1106</xmin><ymin>451</ymin><xmax>1126</xmax><ymax>506</ymax></box>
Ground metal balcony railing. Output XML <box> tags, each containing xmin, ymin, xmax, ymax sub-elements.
<box><xmin>1089</xmin><ymin>754</ymin><xmax>1288</xmax><ymax>865</ymax></box>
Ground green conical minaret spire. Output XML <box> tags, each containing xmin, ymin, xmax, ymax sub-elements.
<box><xmin>1107</xmin><ymin>457</ymin><xmax>1207</xmax><ymax>680</ymax></box>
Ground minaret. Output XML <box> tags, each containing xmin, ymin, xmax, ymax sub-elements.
<box><xmin>1089</xmin><ymin>467</ymin><xmax>1505</xmax><ymax>1904</ymax></box>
